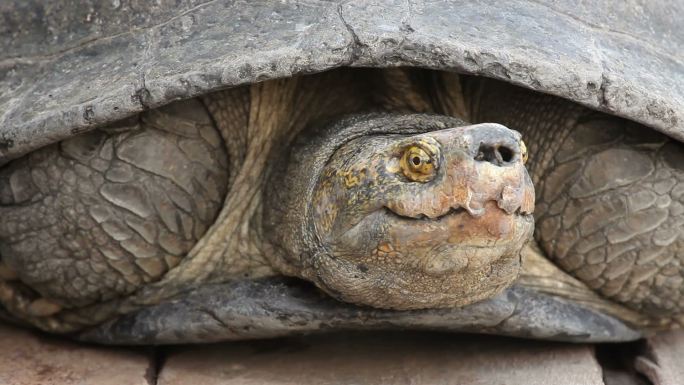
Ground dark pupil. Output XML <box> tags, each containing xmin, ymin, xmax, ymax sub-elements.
<box><xmin>412</xmin><ymin>156</ymin><xmax>421</xmax><ymax>166</ymax></box>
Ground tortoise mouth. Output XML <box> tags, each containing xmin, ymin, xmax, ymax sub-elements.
<box><xmin>383</xmin><ymin>206</ymin><xmax>468</xmax><ymax>221</ymax></box>
<box><xmin>379</xmin><ymin>202</ymin><xmax>534</xmax><ymax>258</ymax></box>
<box><xmin>383</xmin><ymin>204</ymin><xmax>533</xmax><ymax>222</ymax></box>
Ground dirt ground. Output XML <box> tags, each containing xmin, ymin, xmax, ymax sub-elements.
<box><xmin>0</xmin><ymin>323</ymin><xmax>681</xmax><ymax>385</ymax></box>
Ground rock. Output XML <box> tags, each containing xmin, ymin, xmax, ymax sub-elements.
<box><xmin>159</xmin><ymin>332</ymin><xmax>605</xmax><ymax>385</ymax></box>
<box><xmin>0</xmin><ymin>323</ymin><xmax>151</xmax><ymax>385</ymax></box>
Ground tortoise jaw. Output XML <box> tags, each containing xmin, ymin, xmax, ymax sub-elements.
<box><xmin>382</xmin><ymin>205</ymin><xmax>467</xmax><ymax>221</ymax></box>
<box><xmin>378</xmin><ymin>201</ymin><xmax>534</xmax><ymax>275</ymax></box>
<box><xmin>316</xmin><ymin>199</ymin><xmax>534</xmax><ymax>310</ymax></box>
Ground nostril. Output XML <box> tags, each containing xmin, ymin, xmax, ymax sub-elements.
<box><xmin>498</xmin><ymin>146</ymin><xmax>514</xmax><ymax>163</ymax></box>
<box><xmin>475</xmin><ymin>144</ymin><xmax>515</xmax><ymax>166</ymax></box>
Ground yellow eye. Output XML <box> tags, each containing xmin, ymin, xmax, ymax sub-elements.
<box><xmin>401</xmin><ymin>145</ymin><xmax>436</xmax><ymax>182</ymax></box>
<box><xmin>520</xmin><ymin>140</ymin><xmax>528</xmax><ymax>164</ymax></box>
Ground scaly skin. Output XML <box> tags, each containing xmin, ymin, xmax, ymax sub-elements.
<box><xmin>0</xmin><ymin>100</ymin><xmax>228</xmax><ymax>313</ymax></box>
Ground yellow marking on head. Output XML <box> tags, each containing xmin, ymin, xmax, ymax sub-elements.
<box><xmin>340</xmin><ymin>169</ymin><xmax>367</xmax><ymax>188</ymax></box>
<box><xmin>343</xmin><ymin>173</ymin><xmax>360</xmax><ymax>187</ymax></box>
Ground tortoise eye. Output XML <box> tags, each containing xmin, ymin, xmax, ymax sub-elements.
<box><xmin>401</xmin><ymin>145</ymin><xmax>437</xmax><ymax>182</ymax></box>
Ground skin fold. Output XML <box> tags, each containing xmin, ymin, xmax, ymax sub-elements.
<box><xmin>0</xmin><ymin>68</ymin><xmax>681</xmax><ymax>334</ymax></box>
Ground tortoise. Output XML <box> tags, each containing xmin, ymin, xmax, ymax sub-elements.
<box><xmin>0</xmin><ymin>0</ymin><xmax>682</xmax><ymax>344</ymax></box>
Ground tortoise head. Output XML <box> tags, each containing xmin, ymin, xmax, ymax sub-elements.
<box><xmin>267</xmin><ymin>114</ymin><xmax>535</xmax><ymax>310</ymax></box>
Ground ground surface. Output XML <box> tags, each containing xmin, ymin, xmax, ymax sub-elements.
<box><xmin>0</xmin><ymin>323</ymin><xmax>681</xmax><ymax>385</ymax></box>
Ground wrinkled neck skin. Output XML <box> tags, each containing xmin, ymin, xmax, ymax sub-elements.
<box><xmin>265</xmin><ymin>114</ymin><xmax>535</xmax><ymax>310</ymax></box>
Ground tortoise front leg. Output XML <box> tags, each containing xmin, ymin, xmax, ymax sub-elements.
<box><xmin>0</xmin><ymin>99</ymin><xmax>231</xmax><ymax>332</ymax></box>
<box><xmin>534</xmin><ymin>117</ymin><xmax>684</xmax><ymax>316</ymax></box>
